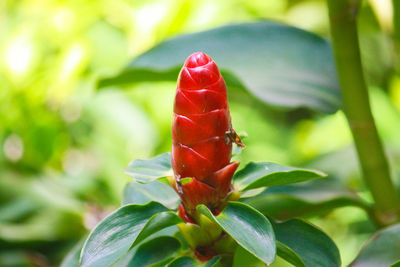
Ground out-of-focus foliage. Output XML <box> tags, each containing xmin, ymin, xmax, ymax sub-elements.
<box><xmin>1</xmin><ymin>0</ymin><xmax>400</xmax><ymax>266</ymax></box>
<box><xmin>101</xmin><ymin>22</ymin><xmax>341</xmax><ymax>113</ymax></box>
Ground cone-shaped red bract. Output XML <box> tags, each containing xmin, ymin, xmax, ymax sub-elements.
<box><xmin>172</xmin><ymin>52</ymin><xmax>239</xmax><ymax>220</ymax></box>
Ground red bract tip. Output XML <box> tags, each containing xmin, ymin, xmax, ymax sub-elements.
<box><xmin>172</xmin><ymin>52</ymin><xmax>241</xmax><ymax>218</ymax></box>
<box><xmin>184</xmin><ymin>52</ymin><xmax>212</xmax><ymax>68</ymax></box>
<box><xmin>177</xmin><ymin>52</ymin><xmax>222</xmax><ymax>91</ymax></box>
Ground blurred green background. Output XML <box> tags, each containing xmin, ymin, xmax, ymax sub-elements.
<box><xmin>1</xmin><ymin>0</ymin><xmax>400</xmax><ymax>266</ymax></box>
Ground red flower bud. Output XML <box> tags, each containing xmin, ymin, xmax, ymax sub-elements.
<box><xmin>172</xmin><ymin>52</ymin><xmax>242</xmax><ymax>220</ymax></box>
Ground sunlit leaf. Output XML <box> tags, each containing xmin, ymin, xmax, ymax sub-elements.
<box><xmin>197</xmin><ymin>202</ymin><xmax>276</xmax><ymax>264</ymax></box>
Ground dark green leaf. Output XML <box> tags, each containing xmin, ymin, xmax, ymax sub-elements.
<box><xmin>101</xmin><ymin>22</ymin><xmax>341</xmax><ymax>113</ymax></box>
<box><xmin>210</xmin><ymin>256</ymin><xmax>231</xmax><ymax>267</ymax></box>
<box><xmin>80</xmin><ymin>202</ymin><xmax>179</xmax><ymax>267</ymax></box>
<box><xmin>272</xmin><ymin>219</ymin><xmax>341</xmax><ymax>267</ymax></box>
<box><xmin>197</xmin><ymin>202</ymin><xmax>276</xmax><ymax>264</ymax></box>
<box><xmin>244</xmin><ymin>179</ymin><xmax>368</xmax><ymax>220</ymax></box>
<box><xmin>350</xmin><ymin>223</ymin><xmax>400</xmax><ymax>267</ymax></box>
<box><xmin>125</xmin><ymin>153</ymin><xmax>172</xmax><ymax>183</ymax></box>
<box><xmin>276</xmin><ymin>241</ymin><xmax>306</xmax><ymax>267</ymax></box>
<box><xmin>122</xmin><ymin>180</ymin><xmax>179</xmax><ymax>210</ymax></box>
<box><xmin>130</xmin><ymin>236</ymin><xmax>181</xmax><ymax>266</ymax></box>
<box><xmin>234</xmin><ymin>162</ymin><xmax>326</xmax><ymax>191</ymax></box>
<box><xmin>167</xmin><ymin>256</ymin><xmax>198</xmax><ymax>267</ymax></box>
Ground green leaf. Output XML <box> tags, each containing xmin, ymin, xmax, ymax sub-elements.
<box><xmin>234</xmin><ymin>162</ymin><xmax>326</xmax><ymax>191</ymax></box>
<box><xmin>113</xmin><ymin>226</ymin><xmax>180</xmax><ymax>267</ymax></box>
<box><xmin>166</xmin><ymin>256</ymin><xmax>218</xmax><ymax>267</ymax></box>
<box><xmin>211</xmin><ymin>256</ymin><xmax>231</xmax><ymax>267</ymax></box>
<box><xmin>167</xmin><ymin>256</ymin><xmax>198</xmax><ymax>267</ymax></box>
<box><xmin>60</xmin><ymin>240</ymin><xmax>84</xmax><ymax>267</ymax></box>
<box><xmin>233</xmin><ymin>246</ymin><xmax>266</xmax><ymax>267</ymax></box>
<box><xmin>272</xmin><ymin>219</ymin><xmax>341</xmax><ymax>267</ymax></box>
<box><xmin>197</xmin><ymin>202</ymin><xmax>276</xmax><ymax>264</ymax></box>
<box><xmin>350</xmin><ymin>223</ymin><xmax>400</xmax><ymax>267</ymax></box>
<box><xmin>125</xmin><ymin>152</ymin><xmax>172</xmax><ymax>183</ymax></box>
<box><xmin>129</xmin><ymin>236</ymin><xmax>181</xmax><ymax>266</ymax></box>
<box><xmin>122</xmin><ymin>180</ymin><xmax>179</xmax><ymax>210</ymax></box>
<box><xmin>100</xmin><ymin>22</ymin><xmax>341</xmax><ymax>113</ymax></box>
<box><xmin>276</xmin><ymin>242</ymin><xmax>306</xmax><ymax>267</ymax></box>
<box><xmin>391</xmin><ymin>261</ymin><xmax>400</xmax><ymax>267</ymax></box>
<box><xmin>80</xmin><ymin>202</ymin><xmax>181</xmax><ymax>267</ymax></box>
<box><xmin>112</xmin><ymin>248</ymin><xmax>137</xmax><ymax>267</ymax></box>
<box><xmin>244</xmin><ymin>179</ymin><xmax>368</xmax><ymax>220</ymax></box>
<box><xmin>133</xmin><ymin>211</ymin><xmax>183</xmax><ymax>246</ymax></box>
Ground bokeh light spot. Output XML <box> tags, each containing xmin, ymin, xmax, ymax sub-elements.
<box><xmin>3</xmin><ymin>134</ymin><xmax>24</xmax><ymax>162</ymax></box>
<box><xmin>5</xmin><ymin>37</ymin><xmax>33</xmax><ymax>75</ymax></box>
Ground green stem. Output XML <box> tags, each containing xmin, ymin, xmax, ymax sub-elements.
<box><xmin>327</xmin><ymin>0</ymin><xmax>400</xmax><ymax>226</ymax></box>
<box><xmin>393</xmin><ymin>0</ymin><xmax>400</xmax><ymax>62</ymax></box>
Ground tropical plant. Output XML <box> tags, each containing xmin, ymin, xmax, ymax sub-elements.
<box><xmin>77</xmin><ymin>52</ymin><xmax>338</xmax><ymax>267</ymax></box>
<box><xmin>60</xmin><ymin>0</ymin><xmax>400</xmax><ymax>266</ymax></box>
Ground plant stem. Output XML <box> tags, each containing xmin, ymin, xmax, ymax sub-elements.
<box><xmin>393</xmin><ymin>0</ymin><xmax>400</xmax><ymax>61</ymax></box>
<box><xmin>327</xmin><ymin>0</ymin><xmax>400</xmax><ymax>226</ymax></box>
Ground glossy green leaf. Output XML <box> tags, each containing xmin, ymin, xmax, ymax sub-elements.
<box><xmin>244</xmin><ymin>179</ymin><xmax>368</xmax><ymax>220</ymax></box>
<box><xmin>272</xmin><ymin>219</ymin><xmax>341</xmax><ymax>267</ymax></box>
<box><xmin>197</xmin><ymin>202</ymin><xmax>276</xmax><ymax>264</ymax></box>
<box><xmin>125</xmin><ymin>153</ymin><xmax>172</xmax><ymax>183</ymax></box>
<box><xmin>113</xmin><ymin>226</ymin><xmax>180</xmax><ymax>267</ymax></box>
<box><xmin>391</xmin><ymin>260</ymin><xmax>400</xmax><ymax>267</ymax></box>
<box><xmin>112</xmin><ymin>248</ymin><xmax>137</xmax><ymax>267</ymax></box>
<box><xmin>350</xmin><ymin>223</ymin><xmax>400</xmax><ymax>267</ymax></box>
<box><xmin>130</xmin><ymin>236</ymin><xmax>181</xmax><ymax>266</ymax></box>
<box><xmin>276</xmin><ymin>241</ymin><xmax>306</xmax><ymax>267</ymax></box>
<box><xmin>234</xmin><ymin>162</ymin><xmax>326</xmax><ymax>191</ymax></box>
<box><xmin>133</xmin><ymin>211</ymin><xmax>183</xmax><ymax>246</ymax></box>
<box><xmin>100</xmin><ymin>22</ymin><xmax>341</xmax><ymax>113</ymax></box>
<box><xmin>80</xmin><ymin>202</ymin><xmax>180</xmax><ymax>267</ymax></box>
<box><xmin>122</xmin><ymin>180</ymin><xmax>179</xmax><ymax>210</ymax></box>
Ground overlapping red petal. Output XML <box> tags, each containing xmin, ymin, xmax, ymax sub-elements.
<box><xmin>172</xmin><ymin>52</ymin><xmax>238</xmax><ymax>219</ymax></box>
